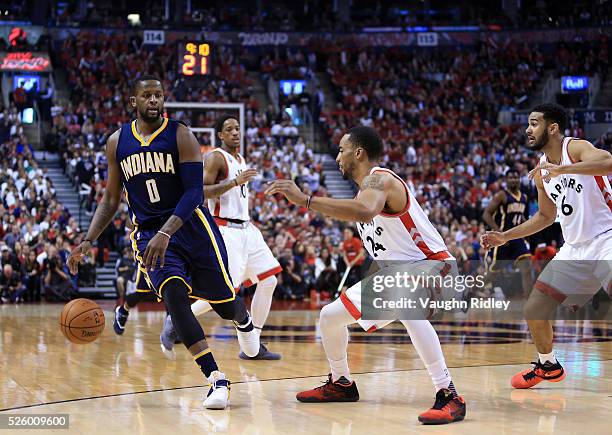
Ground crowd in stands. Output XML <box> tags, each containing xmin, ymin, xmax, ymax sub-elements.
<box><xmin>4</xmin><ymin>28</ymin><xmax>609</xmax><ymax>302</ymax></box>
<box><xmin>317</xmin><ymin>38</ymin><xmax>611</xmax><ymax>267</ymax></box>
<box><xmin>553</xmin><ymin>38</ymin><xmax>610</xmax><ymax>81</ymax></box>
<box><xmin>0</xmin><ymin>126</ymin><xmax>85</xmax><ymax>303</ymax></box>
<box><xmin>6</xmin><ymin>0</ymin><xmax>607</xmax><ymax>31</ymax></box>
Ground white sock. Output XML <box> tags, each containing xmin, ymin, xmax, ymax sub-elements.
<box><xmin>251</xmin><ymin>276</ymin><xmax>277</xmax><ymax>329</ymax></box>
<box><xmin>425</xmin><ymin>358</ymin><xmax>452</xmax><ymax>392</ymax></box>
<box><xmin>319</xmin><ymin>299</ymin><xmax>356</xmax><ymax>382</ymax></box>
<box><xmin>400</xmin><ymin>320</ymin><xmax>452</xmax><ymax>391</ymax></box>
<box><xmin>191</xmin><ymin>300</ymin><xmax>213</xmax><ymax>317</ymax></box>
<box><xmin>329</xmin><ymin>357</ymin><xmax>351</xmax><ymax>382</ymax></box>
<box><xmin>538</xmin><ymin>351</ymin><xmax>557</xmax><ymax>364</ymax></box>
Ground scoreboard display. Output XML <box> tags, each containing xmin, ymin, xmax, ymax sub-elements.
<box><xmin>178</xmin><ymin>41</ymin><xmax>212</xmax><ymax>76</ymax></box>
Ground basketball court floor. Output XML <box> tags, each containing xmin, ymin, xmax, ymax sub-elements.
<box><xmin>1</xmin><ymin>302</ymin><xmax>611</xmax><ymax>434</ymax></box>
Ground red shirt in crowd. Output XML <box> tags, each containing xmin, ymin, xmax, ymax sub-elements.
<box><xmin>343</xmin><ymin>236</ymin><xmax>365</xmax><ymax>266</ymax></box>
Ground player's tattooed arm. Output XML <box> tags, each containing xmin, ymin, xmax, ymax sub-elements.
<box><xmin>266</xmin><ymin>173</ymin><xmax>390</xmax><ymax>223</ymax></box>
<box><xmin>360</xmin><ymin>173</ymin><xmax>386</xmax><ymax>191</ymax></box>
<box><xmin>84</xmin><ymin>130</ymin><xmax>123</xmax><ymax>242</ymax></box>
<box><xmin>315</xmin><ymin>173</ymin><xmax>389</xmax><ymax>222</ymax></box>
<box><xmin>203</xmin><ymin>151</ymin><xmax>258</xmax><ymax>199</ymax></box>
<box><xmin>68</xmin><ymin>130</ymin><xmax>122</xmax><ymax>274</ymax></box>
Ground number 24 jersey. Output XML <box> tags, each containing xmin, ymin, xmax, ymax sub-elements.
<box><xmin>356</xmin><ymin>167</ymin><xmax>451</xmax><ymax>262</ymax></box>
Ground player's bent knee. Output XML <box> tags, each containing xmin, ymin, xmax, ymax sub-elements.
<box><xmin>523</xmin><ymin>298</ymin><xmax>539</xmax><ymax>320</ymax></box>
<box><xmin>319</xmin><ymin>299</ymin><xmax>344</xmax><ymax>328</ymax></box>
<box><xmin>125</xmin><ymin>290</ymin><xmax>146</xmax><ymax>308</ymax></box>
<box><xmin>319</xmin><ymin>302</ymin><xmax>333</xmax><ymax>324</ymax></box>
<box><xmin>211</xmin><ymin>296</ymin><xmax>249</xmax><ymax>322</ymax></box>
<box><xmin>261</xmin><ymin>275</ymin><xmax>277</xmax><ymax>291</ymax></box>
<box><xmin>161</xmin><ymin>279</ymin><xmax>191</xmax><ymax>309</ymax></box>
<box><xmin>524</xmin><ymin>288</ymin><xmax>558</xmax><ymax>320</ymax></box>
<box><xmin>211</xmin><ymin>300</ymin><xmax>237</xmax><ymax>320</ymax></box>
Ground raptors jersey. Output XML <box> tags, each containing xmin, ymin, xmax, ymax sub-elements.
<box><xmin>356</xmin><ymin>167</ymin><xmax>451</xmax><ymax>261</ymax></box>
<box><xmin>540</xmin><ymin>137</ymin><xmax>612</xmax><ymax>244</ymax></box>
<box><xmin>207</xmin><ymin>148</ymin><xmax>250</xmax><ymax>221</ymax></box>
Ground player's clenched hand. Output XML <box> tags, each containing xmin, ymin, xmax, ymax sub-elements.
<box><xmin>142</xmin><ymin>233</ymin><xmax>170</xmax><ymax>271</ymax></box>
<box><xmin>528</xmin><ymin>161</ymin><xmax>563</xmax><ymax>182</ymax></box>
<box><xmin>480</xmin><ymin>231</ymin><xmax>507</xmax><ymax>250</ymax></box>
<box><xmin>67</xmin><ymin>240</ymin><xmax>92</xmax><ymax>275</ymax></box>
<box><xmin>265</xmin><ymin>180</ymin><xmax>309</xmax><ymax>206</ymax></box>
<box><xmin>235</xmin><ymin>169</ymin><xmax>259</xmax><ymax>185</ymax></box>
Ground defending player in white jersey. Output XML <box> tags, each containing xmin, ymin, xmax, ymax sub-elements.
<box><xmin>160</xmin><ymin>114</ymin><xmax>282</xmax><ymax>360</ymax></box>
<box><xmin>481</xmin><ymin>103</ymin><xmax>612</xmax><ymax>389</ymax></box>
<box><xmin>266</xmin><ymin>126</ymin><xmax>466</xmax><ymax>425</ymax></box>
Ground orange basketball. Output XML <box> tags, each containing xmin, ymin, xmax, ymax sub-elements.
<box><xmin>59</xmin><ymin>298</ymin><xmax>105</xmax><ymax>344</ymax></box>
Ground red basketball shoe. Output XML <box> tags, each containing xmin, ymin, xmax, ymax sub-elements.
<box><xmin>418</xmin><ymin>388</ymin><xmax>466</xmax><ymax>425</ymax></box>
<box><xmin>296</xmin><ymin>374</ymin><xmax>359</xmax><ymax>403</ymax></box>
<box><xmin>511</xmin><ymin>360</ymin><xmax>566</xmax><ymax>389</ymax></box>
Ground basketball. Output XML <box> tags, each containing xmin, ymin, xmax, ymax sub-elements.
<box><xmin>59</xmin><ymin>298</ymin><xmax>105</xmax><ymax>344</ymax></box>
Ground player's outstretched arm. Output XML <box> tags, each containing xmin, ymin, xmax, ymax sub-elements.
<box><xmin>265</xmin><ymin>173</ymin><xmax>389</xmax><ymax>223</ymax></box>
<box><xmin>481</xmin><ymin>171</ymin><xmax>556</xmax><ymax>249</ymax></box>
<box><xmin>68</xmin><ymin>130</ymin><xmax>123</xmax><ymax>274</ymax></box>
<box><xmin>482</xmin><ymin>191</ymin><xmax>505</xmax><ymax>231</ymax></box>
<box><xmin>203</xmin><ymin>151</ymin><xmax>258</xmax><ymax>199</ymax></box>
<box><xmin>141</xmin><ymin>124</ymin><xmax>203</xmax><ymax>270</ymax></box>
<box><xmin>529</xmin><ymin>140</ymin><xmax>612</xmax><ymax>181</ymax></box>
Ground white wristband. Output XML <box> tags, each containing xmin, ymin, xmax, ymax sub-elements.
<box><xmin>158</xmin><ymin>230</ymin><xmax>171</xmax><ymax>239</ymax></box>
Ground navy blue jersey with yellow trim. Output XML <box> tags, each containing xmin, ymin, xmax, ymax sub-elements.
<box><xmin>495</xmin><ymin>189</ymin><xmax>528</xmax><ymax>231</ymax></box>
<box><xmin>116</xmin><ymin>118</ymin><xmax>185</xmax><ymax>226</ymax></box>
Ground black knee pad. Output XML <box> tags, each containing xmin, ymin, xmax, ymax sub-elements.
<box><xmin>211</xmin><ymin>296</ymin><xmax>248</xmax><ymax>322</ymax></box>
<box><xmin>162</xmin><ymin>279</ymin><xmax>205</xmax><ymax>348</ymax></box>
<box><xmin>162</xmin><ymin>279</ymin><xmax>191</xmax><ymax>310</ymax></box>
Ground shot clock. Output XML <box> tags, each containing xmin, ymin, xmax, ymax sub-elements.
<box><xmin>178</xmin><ymin>41</ymin><xmax>212</xmax><ymax>76</ymax></box>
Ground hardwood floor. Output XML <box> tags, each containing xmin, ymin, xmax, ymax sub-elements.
<box><xmin>1</xmin><ymin>303</ymin><xmax>611</xmax><ymax>434</ymax></box>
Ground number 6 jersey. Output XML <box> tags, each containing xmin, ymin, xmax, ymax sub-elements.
<box><xmin>356</xmin><ymin>167</ymin><xmax>451</xmax><ymax>261</ymax></box>
<box><xmin>116</xmin><ymin>118</ymin><xmax>187</xmax><ymax>226</ymax></box>
<box><xmin>540</xmin><ymin>137</ymin><xmax>612</xmax><ymax>245</ymax></box>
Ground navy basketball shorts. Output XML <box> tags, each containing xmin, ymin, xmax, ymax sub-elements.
<box><xmin>488</xmin><ymin>238</ymin><xmax>531</xmax><ymax>272</ymax></box>
<box><xmin>134</xmin><ymin>266</ymin><xmax>154</xmax><ymax>293</ymax></box>
<box><xmin>130</xmin><ymin>206</ymin><xmax>236</xmax><ymax>303</ymax></box>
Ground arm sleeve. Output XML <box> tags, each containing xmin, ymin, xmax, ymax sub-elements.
<box><xmin>173</xmin><ymin>161</ymin><xmax>204</xmax><ymax>222</ymax></box>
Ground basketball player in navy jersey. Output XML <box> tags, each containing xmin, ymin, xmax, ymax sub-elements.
<box><xmin>482</xmin><ymin>170</ymin><xmax>532</xmax><ymax>296</ymax></box>
<box><xmin>160</xmin><ymin>114</ymin><xmax>281</xmax><ymax>361</ymax></box>
<box><xmin>67</xmin><ymin>75</ymin><xmax>259</xmax><ymax>410</ymax></box>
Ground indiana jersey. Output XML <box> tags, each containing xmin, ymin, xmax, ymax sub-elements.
<box><xmin>116</xmin><ymin>118</ymin><xmax>184</xmax><ymax>226</ymax></box>
<box><xmin>355</xmin><ymin>167</ymin><xmax>451</xmax><ymax>261</ymax></box>
<box><xmin>207</xmin><ymin>147</ymin><xmax>250</xmax><ymax>221</ymax></box>
<box><xmin>540</xmin><ymin>137</ymin><xmax>612</xmax><ymax>244</ymax></box>
<box><xmin>495</xmin><ymin>190</ymin><xmax>528</xmax><ymax>231</ymax></box>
